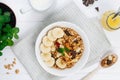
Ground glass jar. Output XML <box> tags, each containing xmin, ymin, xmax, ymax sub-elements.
<box><xmin>101</xmin><ymin>10</ymin><xmax>120</xmax><ymax>31</ymax></box>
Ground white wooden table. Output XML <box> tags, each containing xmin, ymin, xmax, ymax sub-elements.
<box><xmin>0</xmin><ymin>0</ymin><xmax>120</xmax><ymax>80</ymax></box>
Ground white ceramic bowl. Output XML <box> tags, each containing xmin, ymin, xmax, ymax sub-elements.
<box><xmin>35</xmin><ymin>21</ymin><xmax>90</xmax><ymax>77</ymax></box>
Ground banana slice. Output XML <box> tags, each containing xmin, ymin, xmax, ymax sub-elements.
<box><xmin>45</xmin><ymin>57</ymin><xmax>55</xmax><ymax>67</ymax></box>
<box><xmin>52</xmin><ymin>28</ymin><xmax>64</xmax><ymax>38</ymax></box>
<box><xmin>43</xmin><ymin>36</ymin><xmax>53</xmax><ymax>47</ymax></box>
<box><xmin>56</xmin><ymin>58</ymin><xmax>66</xmax><ymax>69</ymax></box>
<box><xmin>41</xmin><ymin>53</ymin><xmax>51</xmax><ymax>61</ymax></box>
<box><xmin>47</xmin><ymin>30</ymin><xmax>56</xmax><ymax>41</ymax></box>
<box><xmin>40</xmin><ymin>43</ymin><xmax>51</xmax><ymax>53</ymax></box>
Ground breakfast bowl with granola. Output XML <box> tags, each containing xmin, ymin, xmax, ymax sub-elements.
<box><xmin>35</xmin><ymin>21</ymin><xmax>90</xmax><ymax>76</ymax></box>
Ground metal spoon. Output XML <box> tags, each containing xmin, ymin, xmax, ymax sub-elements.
<box><xmin>112</xmin><ymin>7</ymin><xmax>120</xmax><ymax>19</ymax></box>
<box><xmin>81</xmin><ymin>53</ymin><xmax>118</xmax><ymax>80</ymax></box>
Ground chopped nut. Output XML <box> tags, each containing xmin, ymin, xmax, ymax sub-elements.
<box><xmin>6</xmin><ymin>72</ymin><xmax>10</xmax><ymax>74</ymax></box>
<box><xmin>62</xmin><ymin>57</ymin><xmax>70</xmax><ymax>62</ymax></box>
<box><xmin>71</xmin><ymin>59</ymin><xmax>78</xmax><ymax>63</ymax></box>
<box><xmin>104</xmin><ymin>60</ymin><xmax>107</xmax><ymax>64</ymax></box>
<box><xmin>60</xmin><ymin>45</ymin><xmax>64</xmax><ymax>48</ymax></box>
<box><xmin>65</xmin><ymin>43</ymin><xmax>71</xmax><ymax>50</ymax></box>
<box><xmin>73</xmin><ymin>46</ymin><xmax>78</xmax><ymax>50</ymax></box>
<box><xmin>13</xmin><ymin>61</ymin><xmax>16</xmax><ymax>64</ymax></box>
<box><xmin>80</xmin><ymin>49</ymin><xmax>84</xmax><ymax>53</ymax></box>
<box><xmin>14</xmin><ymin>58</ymin><xmax>16</xmax><ymax>61</ymax></box>
<box><xmin>74</xmin><ymin>39</ymin><xmax>78</xmax><ymax>43</ymax></box>
<box><xmin>57</xmin><ymin>39</ymin><xmax>63</xmax><ymax>44</ymax></box>
<box><xmin>11</xmin><ymin>64</ymin><xmax>14</xmax><ymax>67</ymax></box>
<box><xmin>108</xmin><ymin>55</ymin><xmax>113</xmax><ymax>61</ymax></box>
<box><xmin>15</xmin><ymin>69</ymin><xmax>20</xmax><ymax>74</ymax></box>
<box><xmin>4</xmin><ymin>65</ymin><xmax>8</xmax><ymax>69</ymax></box>
<box><xmin>57</xmin><ymin>52</ymin><xmax>62</xmax><ymax>58</ymax></box>
<box><xmin>67</xmin><ymin>62</ymin><xmax>74</xmax><ymax>68</ymax></box>
<box><xmin>76</xmin><ymin>47</ymin><xmax>81</xmax><ymax>53</ymax></box>
<box><xmin>112</xmin><ymin>57</ymin><xmax>117</xmax><ymax>63</ymax></box>
<box><xmin>7</xmin><ymin>64</ymin><xmax>12</xmax><ymax>70</ymax></box>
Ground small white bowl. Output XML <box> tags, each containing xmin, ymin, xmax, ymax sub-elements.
<box><xmin>35</xmin><ymin>21</ymin><xmax>90</xmax><ymax>77</ymax></box>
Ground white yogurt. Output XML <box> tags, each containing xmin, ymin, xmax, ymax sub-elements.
<box><xmin>30</xmin><ymin>0</ymin><xmax>54</xmax><ymax>11</ymax></box>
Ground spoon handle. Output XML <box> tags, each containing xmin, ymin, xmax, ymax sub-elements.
<box><xmin>112</xmin><ymin>7</ymin><xmax>120</xmax><ymax>19</ymax></box>
<box><xmin>112</xmin><ymin>12</ymin><xmax>120</xmax><ymax>19</ymax></box>
<box><xmin>81</xmin><ymin>66</ymin><xmax>101</xmax><ymax>80</ymax></box>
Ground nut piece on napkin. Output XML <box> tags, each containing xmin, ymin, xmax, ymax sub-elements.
<box><xmin>3</xmin><ymin>58</ymin><xmax>20</xmax><ymax>75</ymax></box>
<box><xmin>15</xmin><ymin>69</ymin><xmax>20</xmax><ymax>74</ymax></box>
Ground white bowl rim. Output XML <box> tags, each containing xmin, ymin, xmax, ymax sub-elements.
<box><xmin>35</xmin><ymin>21</ymin><xmax>90</xmax><ymax>77</ymax></box>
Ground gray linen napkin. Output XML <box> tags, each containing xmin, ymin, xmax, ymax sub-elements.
<box><xmin>11</xmin><ymin>1</ymin><xmax>111</xmax><ymax>80</ymax></box>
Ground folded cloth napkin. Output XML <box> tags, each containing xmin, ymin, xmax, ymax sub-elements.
<box><xmin>11</xmin><ymin>1</ymin><xmax>111</xmax><ymax>80</ymax></box>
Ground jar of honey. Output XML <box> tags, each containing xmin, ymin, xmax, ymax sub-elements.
<box><xmin>101</xmin><ymin>11</ymin><xmax>120</xmax><ymax>31</ymax></box>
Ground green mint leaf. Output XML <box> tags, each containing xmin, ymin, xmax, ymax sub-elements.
<box><xmin>4</xmin><ymin>15</ymin><xmax>10</xmax><ymax>22</ymax></box>
<box><xmin>14</xmin><ymin>33</ymin><xmax>19</xmax><ymax>39</ymax></box>
<box><xmin>0</xmin><ymin>52</ymin><xmax>3</xmax><ymax>56</ymax></box>
<box><xmin>7</xmin><ymin>33</ymin><xmax>13</xmax><ymax>39</ymax></box>
<box><xmin>0</xmin><ymin>35</ymin><xmax>2</xmax><ymax>40</ymax></box>
<box><xmin>1</xmin><ymin>35</ymin><xmax>8</xmax><ymax>41</ymax></box>
<box><xmin>0</xmin><ymin>43</ymin><xmax>6</xmax><ymax>50</ymax></box>
<box><xmin>0</xmin><ymin>15</ymin><xmax>5</xmax><ymax>23</ymax></box>
<box><xmin>12</xmin><ymin>27</ymin><xmax>19</xmax><ymax>33</ymax></box>
<box><xmin>6</xmin><ymin>39</ymin><xmax>14</xmax><ymax>46</ymax></box>
<box><xmin>2</xmin><ymin>40</ymin><xmax>8</xmax><ymax>46</ymax></box>
<box><xmin>0</xmin><ymin>31</ymin><xmax>1</xmax><ymax>36</ymax></box>
<box><xmin>4</xmin><ymin>12</ymin><xmax>10</xmax><ymax>16</ymax></box>
<box><xmin>64</xmin><ymin>47</ymin><xmax>70</xmax><ymax>52</ymax></box>
<box><xmin>57</xmin><ymin>48</ymin><xmax>64</xmax><ymax>53</ymax></box>
<box><xmin>0</xmin><ymin>8</ymin><xmax>2</xmax><ymax>15</ymax></box>
<box><xmin>0</xmin><ymin>23</ymin><xmax>2</xmax><ymax>30</ymax></box>
<box><xmin>3</xmin><ymin>24</ymin><xmax>12</xmax><ymax>32</ymax></box>
<box><xmin>57</xmin><ymin>48</ymin><xmax>65</xmax><ymax>56</ymax></box>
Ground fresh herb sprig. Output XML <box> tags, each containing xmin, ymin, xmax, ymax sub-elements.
<box><xmin>0</xmin><ymin>8</ymin><xmax>19</xmax><ymax>56</ymax></box>
<box><xmin>57</xmin><ymin>47</ymin><xmax>70</xmax><ymax>56</ymax></box>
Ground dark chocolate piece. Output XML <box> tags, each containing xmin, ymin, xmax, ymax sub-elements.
<box><xmin>107</xmin><ymin>59</ymin><xmax>112</xmax><ymax>65</ymax></box>
<box><xmin>82</xmin><ymin>0</ymin><xmax>98</xmax><ymax>7</ymax></box>
<box><xmin>71</xmin><ymin>50</ymin><xmax>77</xmax><ymax>59</ymax></box>
<box><xmin>95</xmin><ymin>7</ymin><xmax>99</xmax><ymax>12</ymax></box>
<box><xmin>64</xmin><ymin>30</ymin><xmax>72</xmax><ymax>36</ymax></box>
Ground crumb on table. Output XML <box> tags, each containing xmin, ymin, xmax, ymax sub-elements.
<box><xmin>15</xmin><ymin>69</ymin><xmax>20</xmax><ymax>74</ymax></box>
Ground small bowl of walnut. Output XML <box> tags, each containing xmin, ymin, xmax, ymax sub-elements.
<box><xmin>35</xmin><ymin>21</ymin><xmax>90</xmax><ymax>77</ymax></box>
